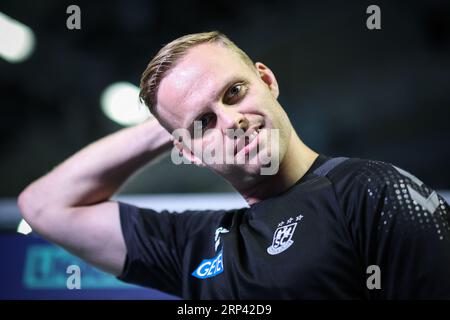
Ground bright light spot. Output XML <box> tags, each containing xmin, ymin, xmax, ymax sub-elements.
<box><xmin>17</xmin><ymin>219</ymin><xmax>32</xmax><ymax>235</ymax></box>
<box><xmin>0</xmin><ymin>12</ymin><xmax>35</xmax><ymax>63</ymax></box>
<box><xmin>101</xmin><ymin>82</ymin><xmax>153</xmax><ymax>126</ymax></box>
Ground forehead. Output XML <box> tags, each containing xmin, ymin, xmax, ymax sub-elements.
<box><xmin>156</xmin><ymin>43</ymin><xmax>252</xmax><ymax>129</ymax></box>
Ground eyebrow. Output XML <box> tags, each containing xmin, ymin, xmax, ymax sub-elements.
<box><xmin>183</xmin><ymin>76</ymin><xmax>242</xmax><ymax>130</ymax></box>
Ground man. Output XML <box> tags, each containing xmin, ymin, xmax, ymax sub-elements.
<box><xmin>18</xmin><ymin>31</ymin><xmax>450</xmax><ymax>299</ymax></box>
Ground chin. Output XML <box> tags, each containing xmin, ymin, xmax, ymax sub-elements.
<box><xmin>213</xmin><ymin>163</ymin><xmax>261</xmax><ymax>184</ymax></box>
<box><xmin>235</xmin><ymin>163</ymin><xmax>268</xmax><ymax>182</ymax></box>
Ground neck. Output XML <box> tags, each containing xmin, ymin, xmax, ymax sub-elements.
<box><xmin>239</xmin><ymin>132</ymin><xmax>318</xmax><ymax>206</ymax></box>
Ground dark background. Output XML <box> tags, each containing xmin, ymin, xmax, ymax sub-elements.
<box><xmin>1</xmin><ymin>0</ymin><xmax>449</xmax><ymax>197</ymax></box>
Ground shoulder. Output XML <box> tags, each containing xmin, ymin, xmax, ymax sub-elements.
<box><xmin>324</xmin><ymin>159</ymin><xmax>450</xmax><ymax>299</ymax></box>
<box><xmin>118</xmin><ymin>201</ymin><xmax>244</xmax><ymax>240</ymax></box>
<box><xmin>328</xmin><ymin>157</ymin><xmax>440</xmax><ymax>202</ymax></box>
<box><xmin>324</xmin><ymin>157</ymin><xmax>421</xmax><ymax>218</ymax></box>
<box><xmin>326</xmin><ymin>157</ymin><xmax>397</xmax><ymax>182</ymax></box>
<box><xmin>325</xmin><ymin>157</ymin><xmax>449</xmax><ymax>238</ymax></box>
<box><xmin>325</xmin><ymin>157</ymin><xmax>417</xmax><ymax>197</ymax></box>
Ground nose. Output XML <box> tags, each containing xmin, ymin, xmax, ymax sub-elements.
<box><xmin>218</xmin><ymin>107</ymin><xmax>249</xmax><ymax>133</ymax></box>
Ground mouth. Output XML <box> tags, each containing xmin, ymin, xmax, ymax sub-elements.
<box><xmin>234</xmin><ymin>125</ymin><xmax>262</xmax><ymax>156</ymax></box>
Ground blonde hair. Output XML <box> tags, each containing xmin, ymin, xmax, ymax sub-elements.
<box><xmin>139</xmin><ymin>31</ymin><xmax>255</xmax><ymax>114</ymax></box>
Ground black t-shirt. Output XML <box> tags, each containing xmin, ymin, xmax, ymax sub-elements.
<box><xmin>117</xmin><ymin>155</ymin><xmax>450</xmax><ymax>299</ymax></box>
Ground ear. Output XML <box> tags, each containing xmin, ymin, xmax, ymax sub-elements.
<box><xmin>173</xmin><ymin>139</ymin><xmax>206</xmax><ymax>167</ymax></box>
<box><xmin>255</xmin><ymin>62</ymin><xmax>279</xmax><ymax>99</ymax></box>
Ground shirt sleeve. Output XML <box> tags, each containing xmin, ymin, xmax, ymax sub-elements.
<box><xmin>116</xmin><ymin>201</ymin><xmax>229</xmax><ymax>297</ymax></box>
<box><xmin>334</xmin><ymin>159</ymin><xmax>450</xmax><ymax>299</ymax></box>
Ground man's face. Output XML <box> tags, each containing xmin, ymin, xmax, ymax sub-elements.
<box><xmin>156</xmin><ymin>43</ymin><xmax>292</xmax><ymax>187</ymax></box>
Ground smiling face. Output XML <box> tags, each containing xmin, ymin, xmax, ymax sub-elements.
<box><xmin>155</xmin><ymin>43</ymin><xmax>293</xmax><ymax>188</ymax></box>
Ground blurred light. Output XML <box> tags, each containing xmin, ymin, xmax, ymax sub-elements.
<box><xmin>17</xmin><ymin>219</ymin><xmax>32</xmax><ymax>235</ymax></box>
<box><xmin>0</xmin><ymin>12</ymin><xmax>35</xmax><ymax>63</ymax></box>
<box><xmin>101</xmin><ymin>82</ymin><xmax>153</xmax><ymax>126</ymax></box>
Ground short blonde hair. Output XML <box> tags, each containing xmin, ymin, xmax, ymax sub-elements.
<box><xmin>139</xmin><ymin>31</ymin><xmax>255</xmax><ymax>114</ymax></box>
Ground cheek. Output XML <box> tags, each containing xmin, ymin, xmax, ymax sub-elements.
<box><xmin>202</xmin><ymin>134</ymin><xmax>215</xmax><ymax>146</ymax></box>
<box><xmin>190</xmin><ymin>133</ymin><xmax>219</xmax><ymax>153</ymax></box>
<box><xmin>245</xmin><ymin>88</ymin><xmax>277</xmax><ymax>114</ymax></box>
<box><xmin>202</xmin><ymin>130</ymin><xmax>224</xmax><ymax>150</ymax></box>
<box><xmin>191</xmin><ymin>138</ymin><xmax>202</xmax><ymax>151</ymax></box>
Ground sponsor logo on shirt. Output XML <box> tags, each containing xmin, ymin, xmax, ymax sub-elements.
<box><xmin>214</xmin><ymin>227</ymin><xmax>229</xmax><ymax>251</ymax></box>
<box><xmin>191</xmin><ymin>250</ymin><xmax>224</xmax><ymax>279</ymax></box>
<box><xmin>267</xmin><ymin>215</ymin><xmax>303</xmax><ymax>255</ymax></box>
<box><xmin>192</xmin><ymin>227</ymin><xmax>229</xmax><ymax>279</ymax></box>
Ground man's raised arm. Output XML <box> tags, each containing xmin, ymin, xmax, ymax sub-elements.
<box><xmin>17</xmin><ymin>119</ymin><xmax>173</xmax><ymax>275</ymax></box>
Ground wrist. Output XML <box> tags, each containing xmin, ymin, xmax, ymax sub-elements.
<box><xmin>141</xmin><ymin>118</ymin><xmax>173</xmax><ymax>154</ymax></box>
